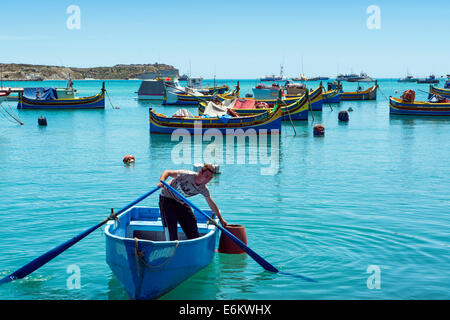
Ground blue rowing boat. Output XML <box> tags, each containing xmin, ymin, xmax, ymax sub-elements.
<box><xmin>104</xmin><ymin>206</ymin><xmax>219</xmax><ymax>300</ymax></box>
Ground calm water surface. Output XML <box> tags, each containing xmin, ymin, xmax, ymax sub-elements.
<box><xmin>0</xmin><ymin>79</ymin><xmax>449</xmax><ymax>299</ymax></box>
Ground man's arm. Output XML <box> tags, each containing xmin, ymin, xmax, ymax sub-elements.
<box><xmin>205</xmin><ymin>196</ymin><xmax>227</xmax><ymax>226</ymax></box>
<box><xmin>157</xmin><ymin>170</ymin><xmax>179</xmax><ymax>188</ymax></box>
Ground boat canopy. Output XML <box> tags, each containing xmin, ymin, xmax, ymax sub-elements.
<box><xmin>23</xmin><ymin>87</ymin><xmax>57</xmax><ymax>100</ymax></box>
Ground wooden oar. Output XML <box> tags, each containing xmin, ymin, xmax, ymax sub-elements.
<box><xmin>0</xmin><ymin>186</ymin><xmax>161</xmax><ymax>285</ymax></box>
<box><xmin>160</xmin><ymin>180</ymin><xmax>278</xmax><ymax>273</ymax></box>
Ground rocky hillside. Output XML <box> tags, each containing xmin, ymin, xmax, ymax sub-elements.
<box><xmin>0</xmin><ymin>63</ymin><xmax>179</xmax><ymax>80</ymax></box>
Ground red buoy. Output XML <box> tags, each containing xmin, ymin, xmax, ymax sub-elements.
<box><xmin>218</xmin><ymin>224</ymin><xmax>248</xmax><ymax>254</ymax></box>
<box><xmin>123</xmin><ymin>155</ymin><xmax>135</xmax><ymax>164</ymax></box>
<box><xmin>313</xmin><ymin>124</ymin><xmax>325</xmax><ymax>136</ymax></box>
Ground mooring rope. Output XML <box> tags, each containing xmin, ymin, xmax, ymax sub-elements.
<box><xmin>306</xmin><ymin>89</ymin><xmax>315</xmax><ymax>124</ymax></box>
<box><xmin>134</xmin><ymin>237</ymin><xmax>179</xmax><ymax>270</ymax></box>
<box><xmin>377</xmin><ymin>85</ymin><xmax>389</xmax><ymax>102</ymax></box>
<box><xmin>105</xmin><ymin>90</ymin><xmax>119</xmax><ymax>109</ymax></box>
<box><xmin>0</xmin><ymin>102</ymin><xmax>23</xmax><ymax>125</ymax></box>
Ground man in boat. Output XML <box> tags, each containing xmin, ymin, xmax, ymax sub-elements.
<box><xmin>157</xmin><ymin>164</ymin><xmax>227</xmax><ymax>241</ymax></box>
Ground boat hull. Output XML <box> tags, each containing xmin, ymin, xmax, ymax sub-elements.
<box><xmin>17</xmin><ymin>90</ymin><xmax>105</xmax><ymax>109</ymax></box>
<box><xmin>389</xmin><ymin>97</ymin><xmax>450</xmax><ymax>116</ymax></box>
<box><xmin>105</xmin><ymin>206</ymin><xmax>218</xmax><ymax>300</ymax></box>
<box><xmin>340</xmin><ymin>85</ymin><xmax>377</xmax><ymax>101</ymax></box>
<box><xmin>150</xmin><ymin>105</ymin><xmax>282</xmax><ymax>134</ymax></box>
<box><xmin>322</xmin><ymin>89</ymin><xmax>340</xmax><ymax>103</ymax></box>
<box><xmin>429</xmin><ymin>85</ymin><xmax>450</xmax><ymax>99</ymax></box>
<box><xmin>199</xmin><ymin>95</ymin><xmax>309</xmax><ymax>121</ymax></box>
<box><xmin>286</xmin><ymin>86</ymin><xmax>323</xmax><ymax>111</ymax></box>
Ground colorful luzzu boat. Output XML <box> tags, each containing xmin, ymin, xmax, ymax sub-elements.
<box><xmin>285</xmin><ymin>85</ymin><xmax>323</xmax><ymax>111</ymax></box>
<box><xmin>199</xmin><ymin>94</ymin><xmax>309</xmax><ymax>121</ymax></box>
<box><xmin>429</xmin><ymin>82</ymin><xmax>450</xmax><ymax>99</ymax></box>
<box><xmin>322</xmin><ymin>88</ymin><xmax>340</xmax><ymax>103</ymax></box>
<box><xmin>163</xmin><ymin>90</ymin><xmax>236</xmax><ymax>105</ymax></box>
<box><xmin>149</xmin><ymin>103</ymin><xmax>282</xmax><ymax>134</ymax></box>
<box><xmin>340</xmin><ymin>83</ymin><xmax>378</xmax><ymax>101</ymax></box>
<box><xmin>17</xmin><ymin>83</ymin><xmax>105</xmax><ymax>109</ymax></box>
<box><xmin>105</xmin><ymin>206</ymin><xmax>219</xmax><ymax>300</ymax></box>
<box><xmin>0</xmin><ymin>89</ymin><xmax>11</xmax><ymax>103</ymax></box>
<box><xmin>389</xmin><ymin>96</ymin><xmax>450</xmax><ymax>116</ymax></box>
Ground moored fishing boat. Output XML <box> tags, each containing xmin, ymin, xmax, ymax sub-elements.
<box><xmin>17</xmin><ymin>83</ymin><xmax>105</xmax><ymax>109</ymax></box>
<box><xmin>389</xmin><ymin>95</ymin><xmax>450</xmax><ymax>116</ymax></box>
<box><xmin>285</xmin><ymin>85</ymin><xmax>323</xmax><ymax>110</ymax></box>
<box><xmin>0</xmin><ymin>89</ymin><xmax>11</xmax><ymax>103</ymax></box>
<box><xmin>137</xmin><ymin>78</ymin><xmax>181</xmax><ymax>100</ymax></box>
<box><xmin>398</xmin><ymin>74</ymin><xmax>417</xmax><ymax>83</ymax></box>
<box><xmin>417</xmin><ymin>75</ymin><xmax>439</xmax><ymax>84</ymax></box>
<box><xmin>198</xmin><ymin>84</ymin><xmax>229</xmax><ymax>95</ymax></box>
<box><xmin>105</xmin><ymin>206</ymin><xmax>219</xmax><ymax>300</ymax></box>
<box><xmin>199</xmin><ymin>94</ymin><xmax>309</xmax><ymax>120</ymax></box>
<box><xmin>150</xmin><ymin>103</ymin><xmax>282</xmax><ymax>134</ymax></box>
<box><xmin>346</xmin><ymin>72</ymin><xmax>373</xmax><ymax>82</ymax></box>
<box><xmin>163</xmin><ymin>89</ymin><xmax>236</xmax><ymax>106</ymax></box>
<box><xmin>340</xmin><ymin>82</ymin><xmax>378</xmax><ymax>101</ymax></box>
<box><xmin>322</xmin><ymin>88</ymin><xmax>340</xmax><ymax>103</ymax></box>
<box><xmin>252</xmin><ymin>83</ymin><xmax>283</xmax><ymax>100</ymax></box>
<box><xmin>429</xmin><ymin>82</ymin><xmax>450</xmax><ymax>99</ymax></box>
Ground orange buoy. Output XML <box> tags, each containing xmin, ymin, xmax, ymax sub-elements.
<box><xmin>123</xmin><ymin>155</ymin><xmax>135</xmax><ymax>164</ymax></box>
<box><xmin>218</xmin><ymin>224</ymin><xmax>247</xmax><ymax>254</ymax></box>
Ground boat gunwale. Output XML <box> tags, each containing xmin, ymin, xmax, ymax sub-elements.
<box><xmin>104</xmin><ymin>206</ymin><xmax>219</xmax><ymax>245</ymax></box>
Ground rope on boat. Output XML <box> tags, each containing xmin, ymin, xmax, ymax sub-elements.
<box><xmin>105</xmin><ymin>90</ymin><xmax>119</xmax><ymax>109</ymax></box>
<box><xmin>108</xmin><ymin>208</ymin><xmax>120</xmax><ymax>229</ymax></box>
<box><xmin>306</xmin><ymin>89</ymin><xmax>315</xmax><ymax>124</ymax></box>
<box><xmin>0</xmin><ymin>102</ymin><xmax>24</xmax><ymax>125</ymax></box>
<box><xmin>377</xmin><ymin>84</ymin><xmax>389</xmax><ymax>102</ymax></box>
<box><xmin>134</xmin><ymin>237</ymin><xmax>179</xmax><ymax>270</ymax></box>
<box><xmin>283</xmin><ymin>99</ymin><xmax>296</xmax><ymax>136</ymax></box>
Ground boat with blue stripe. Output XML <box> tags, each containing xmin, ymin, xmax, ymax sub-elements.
<box><xmin>105</xmin><ymin>206</ymin><xmax>219</xmax><ymax>300</ymax></box>
<box><xmin>149</xmin><ymin>103</ymin><xmax>282</xmax><ymax>134</ymax></box>
<box><xmin>389</xmin><ymin>96</ymin><xmax>450</xmax><ymax>116</ymax></box>
<box><xmin>429</xmin><ymin>82</ymin><xmax>450</xmax><ymax>99</ymax></box>
<box><xmin>17</xmin><ymin>83</ymin><xmax>105</xmax><ymax>109</ymax></box>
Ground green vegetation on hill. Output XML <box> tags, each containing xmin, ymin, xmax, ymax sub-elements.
<box><xmin>0</xmin><ymin>63</ymin><xmax>179</xmax><ymax>80</ymax></box>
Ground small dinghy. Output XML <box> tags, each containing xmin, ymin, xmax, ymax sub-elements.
<box><xmin>104</xmin><ymin>206</ymin><xmax>219</xmax><ymax>300</ymax></box>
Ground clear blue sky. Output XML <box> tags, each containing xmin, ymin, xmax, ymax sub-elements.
<box><xmin>1</xmin><ymin>0</ymin><xmax>449</xmax><ymax>78</ymax></box>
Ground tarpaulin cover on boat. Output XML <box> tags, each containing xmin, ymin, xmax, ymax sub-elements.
<box><xmin>234</xmin><ymin>99</ymin><xmax>256</xmax><ymax>109</ymax></box>
<box><xmin>203</xmin><ymin>99</ymin><xmax>236</xmax><ymax>117</ymax></box>
<box><xmin>23</xmin><ymin>88</ymin><xmax>57</xmax><ymax>100</ymax></box>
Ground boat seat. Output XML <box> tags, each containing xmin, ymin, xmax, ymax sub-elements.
<box><xmin>127</xmin><ymin>220</ymin><xmax>212</xmax><ymax>240</ymax></box>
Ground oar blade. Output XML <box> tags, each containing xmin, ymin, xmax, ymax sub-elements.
<box><xmin>0</xmin><ymin>186</ymin><xmax>161</xmax><ymax>285</ymax></box>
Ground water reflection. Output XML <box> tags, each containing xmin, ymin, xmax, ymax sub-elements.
<box><xmin>107</xmin><ymin>272</ymin><xmax>131</xmax><ymax>300</ymax></box>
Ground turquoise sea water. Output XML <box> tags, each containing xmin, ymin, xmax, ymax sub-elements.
<box><xmin>0</xmin><ymin>79</ymin><xmax>449</xmax><ymax>300</ymax></box>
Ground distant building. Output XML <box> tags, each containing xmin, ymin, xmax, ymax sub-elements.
<box><xmin>133</xmin><ymin>69</ymin><xmax>179</xmax><ymax>79</ymax></box>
